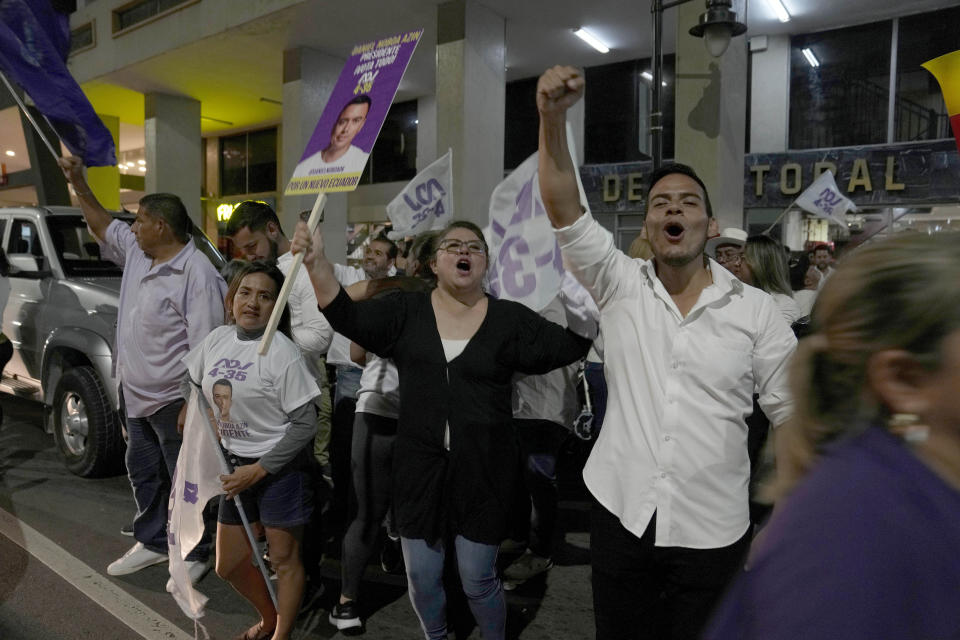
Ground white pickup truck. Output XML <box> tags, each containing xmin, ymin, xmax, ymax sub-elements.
<box><xmin>0</xmin><ymin>206</ymin><xmax>224</xmax><ymax>477</ymax></box>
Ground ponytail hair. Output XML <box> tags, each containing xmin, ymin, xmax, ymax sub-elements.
<box><xmin>767</xmin><ymin>233</ymin><xmax>960</xmax><ymax>499</ymax></box>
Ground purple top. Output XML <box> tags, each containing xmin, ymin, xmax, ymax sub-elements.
<box><xmin>704</xmin><ymin>425</ymin><xmax>960</xmax><ymax>640</ymax></box>
<box><xmin>103</xmin><ymin>219</ymin><xmax>226</xmax><ymax>418</ymax></box>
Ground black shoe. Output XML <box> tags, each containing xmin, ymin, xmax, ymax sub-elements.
<box><xmin>380</xmin><ymin>536</ymin><xmax>404</xmax><ymax>574</ymax></box>
<box><xmin>328</xmin><ymin>600</ymin><xmax>363</xmax><ymax>635</ymax></box>
<box><xmin>120</xmin><ymin>522</ymin><xmax>134</xmax><ymax>537</ymax></box>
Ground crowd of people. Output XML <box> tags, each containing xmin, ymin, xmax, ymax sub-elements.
<box><xmin>43</xmin><ymin>62</ymin><xmax>959</xmax><ymax>640</ymax></box>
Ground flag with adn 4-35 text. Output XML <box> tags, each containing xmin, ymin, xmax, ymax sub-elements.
<box><xmin>166</xmin><ymin>388</ymin><xmax>225</xmax><ymax>627</ymax></box>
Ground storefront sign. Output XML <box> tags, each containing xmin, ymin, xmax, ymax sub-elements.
<box><xmin>578</xmin><ymin>140</ymin><xmax>960</xmax><ymax>213</ymax></box>
<box><xmin>745</xmin><ymin>140</ymin><xmax>960</xmax><ymax>208</ymax></box>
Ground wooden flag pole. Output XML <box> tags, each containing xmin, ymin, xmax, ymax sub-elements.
<box><xmin>257</xmin><ymin>191</ymin><xmax>327</xmax><ymax>355</ymax></box>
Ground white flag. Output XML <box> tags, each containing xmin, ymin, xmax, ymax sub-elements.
<box><xmin>486</xmin><ymin>123</ymin><xmax>585</xmax><ymax>312</ymax></box>
<box><xmin>485</xmin><ymin>152</ymin><xmax>563</xmax><ymax>312</ymax></box>
<box><xmin>166</xmin><ymin>388</ymin><xmax>226</xmax><ymax>624</ymax></box>
<box><xmin>386</xmin><ymin>149</ymin><xmax>454</xmax><ymax>240</ymax></box>
<box><xmin>794</xmin><ymin>170</ymin><xmax>857</xmax><ymax>227</ymax></box>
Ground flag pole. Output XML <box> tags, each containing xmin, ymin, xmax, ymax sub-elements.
<box><xmin>761</xmin><ymin>198</ymin><xmax>798</xmax><ymax>236</ymax></box>
<box><xmin>191</xmin><ymin>385</ymin><xmax>279</xmax><ymax>609</ymax></box>
<box><xmin>0</xmin><ymin>69</ymin><xmax>61</xmax><ymax>162</ymax></box>
<box><xmin>257</xmin><ymin>191</ymin><xmax>326</xmax><ymax>355</ymax></box>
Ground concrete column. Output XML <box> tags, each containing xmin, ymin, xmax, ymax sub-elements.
<box><xmin>144</xmin><ymin>93</ymin><xmax>202</xmax><ymax>226</ymax></box>
<box><xmin>86</xmin><ymin>114</ymin><xmax>120</xmax><ymax>210</ymax></box>
<box><xmin>436</xmin><ymin>0</ymin><xmax>505</xmax><ymax>227</ymax></box>
<box><xmin>673</xmin><ymin>2</ymin><xmax>748</xmax><ymax>232</ymax></box>
<box><xmin>19</xmin><ymin>106</ymin><xmax>69</xmax><ymax>206</ymax></box>
<box><xmin>748</xmin><ymin>35</ymin><xmax>790</xmax><ymax>153</ymax></box>
<box><xmin>416</xmin><ymin>95</ymin><xmax>438</xmax><ymax>171</ymax></box>
<box><xmin>281</xmin><ymin>47</ymin><xmax>348</xmax><ymax>265</ymax></box>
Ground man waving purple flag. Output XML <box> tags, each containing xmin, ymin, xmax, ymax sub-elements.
<box><xmin>0</xmin><ymin>0</ymin><xmax>116</xmax><ymax>167</ymax></box>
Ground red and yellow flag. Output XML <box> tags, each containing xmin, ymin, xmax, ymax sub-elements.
<box><xmin>923</xmin><ymin>49</ymin><xmax>960</xmax><ymax>154</ymax></box>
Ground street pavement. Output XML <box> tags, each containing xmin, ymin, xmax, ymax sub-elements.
<box><xmin>0</xmin><ymin>395</ymin><xmax>597</xmax><ymax>639</ymax></box>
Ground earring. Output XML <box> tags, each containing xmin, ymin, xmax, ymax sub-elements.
<box><xmin>889</xmin><ymin>413</ymin><xmax>929</xmax><ymax>444</ymax></box>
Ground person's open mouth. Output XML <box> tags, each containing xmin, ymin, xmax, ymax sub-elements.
<box><xmin>664</xmin><ymin>221</ymin><xmax>685</xmax><ymax>243</ymax></box>
<box><xmin>456</xmin><ymin>258</ymin><xmax>471</xmax><ymax>273</ymax></box>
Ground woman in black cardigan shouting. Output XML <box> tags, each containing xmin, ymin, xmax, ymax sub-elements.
<box><xmin>292</xmin><ymin>219</ymin><xmax>591</xmax><ymax>640</ymax></box>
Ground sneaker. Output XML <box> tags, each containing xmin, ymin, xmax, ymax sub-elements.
<box><xmin>498</xmin><ymin>538</ymin><xmax>528</xmax><ymax>554</ymax></box>
<box><xmin>120</xmin><ymin>522</ymin><xmax>134</xmax><ymax>537</ymax></box>
<box><xmin>328</xmin><ymin>600</ymin><xmax>363</xmax><ymax>635</ymax></box>
<box><xmin>107</xmin><ymin>542</ymin><xmax>167</xmax><ymax>576</ymax></box>
<box><xmin>379</xmin><ymin>536</ymin><xmax>404</xmax><ymax>574</ymax></box>
<box><xmin>502</xmin><ymin>550</ymin><xmax>553</xmax><ymax>591</ymax></box>
<box><xmin>166</xmin><ymin>559</ymin><xmax>211</xmax><ymax>593</ymax></box>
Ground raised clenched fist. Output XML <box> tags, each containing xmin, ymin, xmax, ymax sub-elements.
<box><xmin>536</xmin><ymin>65</ymin><xmax>584</xmax><ymax>118</ymax></box>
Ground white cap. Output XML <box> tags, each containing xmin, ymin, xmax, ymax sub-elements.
<box><xmin>706</xmin><ymin>227</ymin><xmax>748</xmax><ymax>257</ymax></box>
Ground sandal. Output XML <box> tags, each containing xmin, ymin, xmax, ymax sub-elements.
<box><xmin>233</xmin><ymin>621</ymin><xmax>275</xmax><ymax>640</ymax></box>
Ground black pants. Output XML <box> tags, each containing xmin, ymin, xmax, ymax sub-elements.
<box><xmin>590</xmin><ymin>500</ymin><xmax>749</xmax><ymax>640</ymax></box>
<box><xmin>341</xmin><ymin>411</ymin><xmax>396</xmax><ymax>599</ymax></box>
<box><xmin>511</xmin><ymin>419</ymin><xmax>568</xmax><ymax>558</ymax></box>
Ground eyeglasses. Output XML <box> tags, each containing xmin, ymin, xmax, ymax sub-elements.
<box><xmin>715</xmin><ymin>250</ymin><xmax>743</xmax><ymax>265</ymax></box>
<box><xmin>438</xmin><ymin>240</ymin><xmax>486</xmax><ymax>255</ymax></box>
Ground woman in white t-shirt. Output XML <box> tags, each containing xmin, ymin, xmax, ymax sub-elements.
<box><xmin>181</xmin><ymin>261</ymin><xmax>319</xmax><ymax>640</ymax></box>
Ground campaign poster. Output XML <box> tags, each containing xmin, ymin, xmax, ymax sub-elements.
<box><xmin>285</xmin><ymin>29</ymin><xmax>423</xmax><ymax>195</ymax></box>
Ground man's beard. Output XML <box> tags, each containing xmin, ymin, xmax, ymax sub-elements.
<box><xmin>658</xmin><ymin>237</ymin><xmax>708</xmax><ymax>268</ymax></box>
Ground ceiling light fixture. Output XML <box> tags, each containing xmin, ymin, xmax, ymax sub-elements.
<box><xmin>138</xmin><ymin>159</ymin><xmax>145</xmax><ymax>165</ymax></box>
<box><xmin>765</xmin><ymin>0</ymin><xmax>790</xmax><ymax>23</ymax></box>
<box><xmin>802</xmin><ymin>47</ymin><xmax>820</xmax><ymax>68</ymax></box>
<box><xmin>573</xmin><ymin>28</ymin><xmax>610</xmax><ymax>54</ymax></box>
<box><xmin>4</xmin><ymin>150</ymin><xmax>14</xmax><ymax>157</ymax></box>
<box><xmin>201</xmin><ymin>115</ymin><xmax>234</xmax><ymax>126</ymax></box>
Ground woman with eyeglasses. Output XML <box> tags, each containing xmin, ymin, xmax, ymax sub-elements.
<box><xmin>292</xmin><ymin>219</ymin><xmax>591</xmax><ymax>640</ymax></box>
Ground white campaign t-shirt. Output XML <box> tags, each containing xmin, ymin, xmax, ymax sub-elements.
<box><xmin>183</xmin><ymin>326</ymin><xmax>319</xmax><ymax>458</ymax></box>
<box><xmin>355</xmin><ymin>353</ymin><xmax>400</xmax><ymax>419</ymax></box>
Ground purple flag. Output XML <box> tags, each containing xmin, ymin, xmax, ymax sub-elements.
<box><xmin>0</xmin><ymin>0</ymin><xmax>116</xmax><ymax>166</ymax></box>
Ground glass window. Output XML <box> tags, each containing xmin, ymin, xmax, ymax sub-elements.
<box><xmin>219</xmin><ymin>134</ymin><xmax>246</xmax><ymax>197</ymax></box>
<box><xmin>584</xmin><ymin>56</ymin><xmax>674</xmax><ymax>164</ymax></box>
<box><xmin>7</xmin><ymin>220</ymin><xmax>40</xmax><ymax>256</ymax></box>
<box><xmin>504</xmin><ymin>77</ymin><xmax>539</xmax><ymax>171</ymax></box>
<box><xmin>359</xmin><ymin>100</ymin><xmax>417</xmax><ymax>185</ymax></box>
<box><xmin>219</xmin><ymin>128</ymin><xmax>277</xmax><ymax>196</ymax></box>
<box><xmin>247</xmin><ymin>128</ymin><xmax>277</xmax><ymax>194</ymax></box>
<box><xmin>894</xmin><ymin>6</ymin><xmax>960</xmax><ymax>143</ymax></box>
<box><xmin>789</xmin><ymin>22</ymin><xmax>892</xmax><ymax>149</ymax></box>
<box><xmin>69</xmin><ymin>22</ymin><xmax>94</xmax><ymax>54</ymax></box>
<box><xmin>114</xmin><ymin>0</ymin><xmax>191</xmax><ymax>32</ymax></box>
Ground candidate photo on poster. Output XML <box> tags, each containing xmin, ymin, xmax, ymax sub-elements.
<box><xmin>292</xmin><ymin>95</ymin><xmax>372</xmax><ymax>179</ymax></box>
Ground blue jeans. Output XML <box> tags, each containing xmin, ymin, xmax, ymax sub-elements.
<box><xmin>401</xmin><ymin>536</ymin><xmax>504</xmax><ymax>640</ymax></box>
<box><xmin>333</xmin><ymin>364</ymin><xmax>363</xmax><ymax>407</ymax></box>
<box><xmin>123</xmin><ymin>393</ymin><xmax>210</xmax><ymax>560</ymax></box>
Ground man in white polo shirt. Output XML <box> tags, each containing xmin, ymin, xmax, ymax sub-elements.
<box><xmin>536</xmin><ymin>66</ymin><xmax>796</xmax><ymax>640</ymax></box>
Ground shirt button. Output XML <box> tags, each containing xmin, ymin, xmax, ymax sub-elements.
<box><xmin>660</xmin><ymin>472</ymin><xmax>667</xmax><ymax>479</ymax></box>
<box><xmin>664</xmin><ymin>435</ymin><xmax>671</xmax><ymax>442</ymax></box>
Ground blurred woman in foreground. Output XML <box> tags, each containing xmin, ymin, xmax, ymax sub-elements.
<box><xmin>704</xmin><ymin>233</ymin><xmax>960</xmax><ymax>640</ymax></box>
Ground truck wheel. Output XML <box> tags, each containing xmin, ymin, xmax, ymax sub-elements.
<box><xmin>52</xmin><ymin>366</ymin><xmax>124</xmax><ymax>477</ymax></box>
